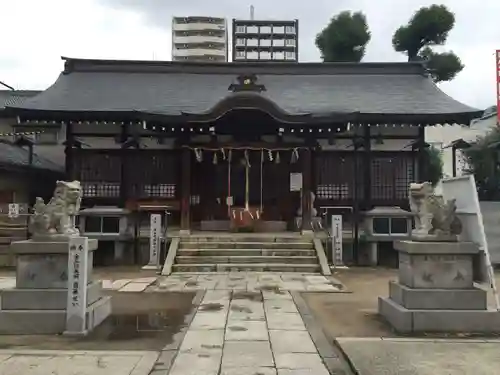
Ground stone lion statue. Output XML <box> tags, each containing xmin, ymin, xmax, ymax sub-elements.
<box><xmin>409</xmin><ymin>182</ymin><xmax>462</xmax><ymax>241</ymax></box>
<box><xmin>29</xmin><ymin>180</ymin><xmax>82</xmax><ymax>237</ymax></box>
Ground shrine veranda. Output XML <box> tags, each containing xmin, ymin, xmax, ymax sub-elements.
<box><xmin>4</xmin><ymin>58</ymin><xmax>481</xmax><ymax>264</ymax></box>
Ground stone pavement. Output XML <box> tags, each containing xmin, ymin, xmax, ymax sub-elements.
<box><xmin>160</xmin><ymin>289</ymin><xmax>335</xmax><ymax>375</ymax></box>
<box><xmin>153</xmin><ymin>272</ymin><xmax>344</xmax><ymax>292</ymax></box>
<box><xmin>0</xmin><ymin>349</ymin><xmax>158</xmax><ymax>375</ymax></box>
<box><xmin>337</xmin><ymin>337</ymin><xmax>500</xmax><ymax>375</ymax></box>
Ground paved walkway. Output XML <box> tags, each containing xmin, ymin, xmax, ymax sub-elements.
<box><xmin>154</xmin><ymin>273</ymin><xmax>343</xmax><ymax>292</ymax></box>
<box><xmin>0</xmin><ymin>350</ymin><xmax>158</xmax><ymax>375</ymax></box>
<box><xmin>166</xmin><ymin>289</ymin><xmax>331</xmax><ymax>375</ymax></box>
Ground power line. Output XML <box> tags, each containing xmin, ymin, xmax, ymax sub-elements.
<box><xmin>0</xmin><ymin>81</ymin><xmax>15</xmax><ymax>91</ymax></box>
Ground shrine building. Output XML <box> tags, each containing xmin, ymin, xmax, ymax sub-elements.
<box><xmin>4</xmin><ymin>57</ymin><xmax>481</xmax><ymax>266</ymax></box>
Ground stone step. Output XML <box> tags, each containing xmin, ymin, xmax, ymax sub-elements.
<box><xmin>178</xmin><ymin>248</ymin><xmax>316</xmax><ymax>257</ymax></box>
<box><xmin>179</xmin><ymin>236</ymin><xmax>305</xmax><ymax>243</ymax></box>
<box><xmin>179</xmin><ymin>241</ymin><xmax>313</xmax><ymax>250</ymax></box>
<box><xmin>172</xmin><ymin>263</ymin><xmax>321</xmax><ymax>273</ymax></box>
<box><xmin>176</xmin><ymin>255</ymin><xmax>318</xmax><ymax>265</ymax></box>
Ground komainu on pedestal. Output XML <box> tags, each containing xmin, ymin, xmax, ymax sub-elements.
<box><xmin>378</xmin><ymin>181</ymin><xmax>500</xmax><ymax>334</ymax></box>
<box><xmin>0</xmin><ymin>180</ymin><xmax>111</xmax><ymax>335</ymax></box>
<box><xmin>29</xmin><ymin>180</ymin><xmax>82</xmax><ymax>238</ymax></box>
<box><xmin>409</xmin><ymin>182</ymin><xmax>462</xmax><ymax>242</ymax></box>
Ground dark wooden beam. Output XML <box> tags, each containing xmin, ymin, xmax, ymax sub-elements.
<box><xmin>301</xmin><ymin>148</ymin><xmax>312</xmax><ymax>233</ymax></box>
<box><xmin>180</xmin><ymin>148</ymin><xmax>191</xmax><ymax>233</ymax></box>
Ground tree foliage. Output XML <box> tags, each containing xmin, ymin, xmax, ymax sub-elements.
<box><xmin>464</xmin><ymin>128</ymin><xmax>500</xmax><ymax>200</ymax></box>
<box><xmin>425</xmin><ymin>146</ymin><xmax>444</xmax><ymax>186</ymax></box>
<box><xmin>316</xmin><ymin>11</ymin><xmax>371</xmax><ymax>62</ymax></box>
<box><xmin>392</xmin><ymin>4</ymin><xmax>464</xmax><ymax>83</ymax></box>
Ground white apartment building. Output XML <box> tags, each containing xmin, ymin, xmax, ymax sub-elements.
<box><xmin>232</xmin><ymin>19</ymin><xmax>299</xmax><ymax>62</ymax></box>
<box><xmin>171</xmin><ymin>16</ymin><xmax>228</xmax><ymax>62</ymax></box>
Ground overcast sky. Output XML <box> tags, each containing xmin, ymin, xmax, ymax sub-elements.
<box><xmin>1</xmin><ymin>0</ymin><xmax>498</xmax><ymax>110</ymax></box>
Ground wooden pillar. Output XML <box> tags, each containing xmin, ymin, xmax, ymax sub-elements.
<box><xmin>301</xmin><ymin>148</ymin><xmax>313</xmax><ymax>233</ymax></box>
<box><xmin>119</xmin><ymin>123</ymin><xmax>129</xmax><ymax>208</ymax></box>
<box><xmin>180</xmin><ymin>147</ymin><xmax>191</xmax><ymax>234</ymax></box>
<box><xmin>363</xmin><ymin>126</ymin><xmax>371</xmax><ymax>209</ymax></box>
<box><xmin>64</xmin><ymin>121</ymin><xmax>74</xmax><ymax>180</ymax></box>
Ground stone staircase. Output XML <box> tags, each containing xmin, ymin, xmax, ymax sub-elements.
<box><xmin>172</xmin><ymin>235</ymin><xmax>321</xmax><ymax>273</ymax></box>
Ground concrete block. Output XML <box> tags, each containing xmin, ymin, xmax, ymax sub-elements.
<box><xmin>16</xmin><ymin>252</ymin><xmax>94</xmax><ymax>289</ymax></box>
<box><xmin>0</xmin><ymin>280</ymin><xmax>103</xmax><ymax>310</ymax></box>
<box><xmin>412</xmin><ymin>309</ymin><xmax>500</xmax><ymax>333</ymax></box>
<box><xmin>398</xmin><ymin>252</ymin><xmax>473</xmax><ymax>289</ymax></box>
<box><xmin>394</xmin><ymin>240</ymin><xmax>479</xmax><ymax>255</ymax></box>
<box><xmin>0</xmin><ymin>309</ymin><xmax>66</xmax><ymax>334</ymax></box>
<box><xmin>10</xmin><ymin>238</ymin><xmax>98</xmax><ymax>254</ymax></box>
<box><xmin>0</xmin><ymin>295</ymin><xmax>111</xmax><ymax>334</ymax></box>
<box><xmin>389</xmin><ymin>281</ymin><xmax>487</xmax><ymax>310</ymax></box>
<box><xmin>378</xmin><ymin>297</ymin><xmax>412</xmax><ymax>333</ymax></box>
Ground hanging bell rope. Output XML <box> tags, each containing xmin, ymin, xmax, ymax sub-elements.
<box><xmin>291</xmin><ymin>148</ymin><xmax>299</xmax><ymax>163</ymax></box>
<box><xmin>194</xmin><ymin>148</ymin><xmax>203</xmax><ymax>162</ymax></box>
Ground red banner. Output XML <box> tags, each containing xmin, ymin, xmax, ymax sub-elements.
<box><xmin>497</xmin><ymin>50</ymin><xmax>500</xmax><ymax>123</ymax></box>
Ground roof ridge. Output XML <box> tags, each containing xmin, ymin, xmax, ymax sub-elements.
<box><xmin>61</xmin><ymin>56</ymin><xmax>428</xmax><ymax>76</ymax></box>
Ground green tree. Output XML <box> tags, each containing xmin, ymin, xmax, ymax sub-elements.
<box><xmin>392</xmin><ymin>5</ymin><xmax>464</xmax><ymax>83</ymax></box>
<box><xmin>316</xmin><ymin>11</ymin><xmax>371</xmax><ymax>62</ymax></box>
<box><xmin>464</xmin><ymin>128</ymin><xmax>500</xmax><ymax>200</ymax></box>
<box><xmin>425</xmin><ymin>146</ymin><xmax>444</xmax><ymax>186</ymax></box>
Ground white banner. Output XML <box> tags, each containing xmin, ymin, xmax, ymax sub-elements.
<box><xmin>149</xmin><ymin>214</ymin><xmax>161</xmax><ymax>267</ymax></box>
<box><xmin>66</xmin><ymin>236</ymin><xmax>89</xmax><ymax>335</ymax></box>
<box><xmin>290</xmin><ymin>173</ymin><xmax>303</xmax><ymax>192</ymax></box>
<box><xmin>7</xmin><ymin>203</ymin><xmax>19</xmax><ymax>219</ymax></box>
<box><xmin>331</xmin><ymin>215</ymin><xmax>343</xmax><ymax>266</ymax></box>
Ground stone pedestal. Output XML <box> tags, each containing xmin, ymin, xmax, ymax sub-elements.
<box><xmin>378</xmin><ymin>240</ymin><xmax>500</xmax><ymax>333</ymax></box>
<box><xmin>0</xmin><ymin>237</ymin><xmax>111</xmax><ymax>335</ymax></box>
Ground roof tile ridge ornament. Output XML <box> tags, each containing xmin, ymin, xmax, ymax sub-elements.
<box><xmin>228</xmin><ymin>74</ymin><xmax>266</xmax><ymax>93</ymax></box>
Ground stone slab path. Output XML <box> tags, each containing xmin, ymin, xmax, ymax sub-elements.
<box><xmin>154</xmin><ymin>272</ymin><xmax>344</xmax><ymax>293</ymax></box>
<box><xmin>163</xmin><ymin>289</ymin><xmax>332</xmax><ymax>375</ymax></box>
<box><xmin>0</xmin><ymin>350</ymin><xmax>158</xmax><ymax>375</ymax></box>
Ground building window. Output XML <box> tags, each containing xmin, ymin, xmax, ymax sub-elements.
<box><xmin>273</xmin><ymin>39</ymin><xmax>285</xmax><ymax>47</ymax></box>
<box><xmin>247</xmin><ymin>26</ymin><xmax>258</xmax><ymax>33</ymax></box>
<box><xmin>273</xmin><ymin>51</ymin><xmax>285</xmax><ymax>60</ymax></box>
<box><xmin>247</xmin><ymin>38</ymin><xmax>258</xmax><ymax>47</ymax></box>
<box><xmin>372</xmin><ymin>217</ymin><xmax>409</xmax><ymax>235</ymax></box>
<box><xmin>285</xmin><ymin>25</ymin><xmax>296</xmax><ymax>34</ymax></box>
<box><xmin>247</xmin><ymin>51</ymin><xmax>259</xmax><ymax>59</ymax></box>
<box><xmin>273</xmin><ymin>26</ymin><xmax>285</xmax><ymax>33</ymax></box>
<box><xmin>235</xmin><ymin>50</ymin><xmax>246</xmax><ymax>59</ymax></box>
<box><xmin>260</xmin><ymin>51</ymin><xmax>271</xmax><ymax>60</ymax></box>
<box><xmin>285</xmin><ymin>39</ymin><xmax>296</xmax><ymax>47</ymax></box>
<box><xmin>260</xmin><ymin>26</ymin><xmax>271</xmax><ymax>34</ymax></box>
<box><xmin>235</xmin><ymin>25</ymin><xmax>246</xmax><ymax>33</ymax></box>
<box><xmin>260</xmin><ymin>39</ymin><xmax>271</xmax><ymax>47</ymax></box>
<box><xmin>236</xmin><ymin>38</ymin><xmax>246</xmax><ymax>46</ymax></box>
<box><xmin>285</xmin><ymin>51</ymin><xmax>296</xmax><ymax>60</ymax></box>
<box><xmin>35</xmin><ymin>131</ymin><xmax>59</xmax><ymax>145</ymax></box>
<box><xmin>84</xmin><ymin>216</ymin><xmax>120</xmax><ymax>234</ymax></box>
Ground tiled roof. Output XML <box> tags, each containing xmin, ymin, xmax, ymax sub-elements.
<box><xmin>0</xmin><ymin>140</ymin><xmax>63</xmax><ymax>172</ymax></box>
<box><xmin>5</xmin><ymin>57</ymin><xmax>481</xmax><ymax>124</ymax></box>
<box><xmin>0</xmin><ymin>90</ymin><xmax>41</xmax><ymax>111</ymax></box>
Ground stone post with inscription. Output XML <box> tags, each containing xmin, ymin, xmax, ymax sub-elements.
<box><xmin>0</xmin><ymin>181</ymin><xmax>111</xmax><ymax>335</ymax></box>
<box><xmin>378</xmin><ymin>182</ymin><xmax>500</xmax><ymax>333</ymax></box>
